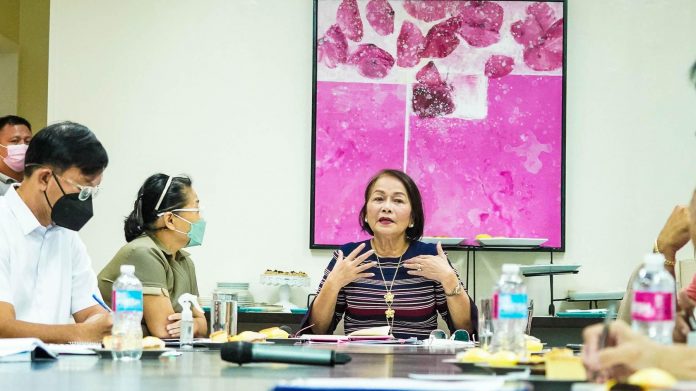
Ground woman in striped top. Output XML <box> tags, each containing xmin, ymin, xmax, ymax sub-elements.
<box><xmin>304</xmin><ymin>169</ymin><xmax>477</xmax><ymax>339</ymax></box>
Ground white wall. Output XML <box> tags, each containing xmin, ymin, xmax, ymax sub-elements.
<box><xmin>48</xmin><ymin>0</ymin><xmax>696</xmax><ymax>315</ymax></box>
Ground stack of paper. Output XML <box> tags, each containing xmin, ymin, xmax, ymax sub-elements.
<box><xmin>0</xmin><ymin>338</ymin><xmax>57</xmax><ymax>362</ymax></box>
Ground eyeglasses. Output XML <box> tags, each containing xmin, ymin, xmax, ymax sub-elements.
<box><xmin>54</xmin><ymin>173</ymin><xmax>100</xmax><ymax>201</ymax></box>
<box><xmin>23</xmin><ymin>164</ymin><xmax>101</xmax><ymax>202</ymax></box>
<box><xmin>428</xmin><ymin>328</ymin><xmax>470</xmax><ymax>342</ymax></box>
<box><xmin>157</xmin><ymin>207</ymin><xmax>202</xmax><ymax>218</ymax></box>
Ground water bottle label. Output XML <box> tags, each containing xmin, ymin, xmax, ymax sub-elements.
<box><xmin>113</xmin><ymin>290</ymin><xmax>143</xmax><ymax>312</ymax></box>
<box><xmin>495</xmin><ymin>293</ymin><xmax>528</xmax><ymax>319</ymax></box>
<box><xmin>632</xmin><ymin>291</ymin><xmax>673</xmax><ymax>322</ymax></box>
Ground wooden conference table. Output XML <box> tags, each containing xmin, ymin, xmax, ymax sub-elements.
<box><xmin>0</xmin><ymin>344</ymin><xmax>597</xmax><ymax>391</ymax></box>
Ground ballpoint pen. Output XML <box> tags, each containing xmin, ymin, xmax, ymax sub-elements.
<box><xmin>589</xmin><ymin>304</ymin><xmax>616</xmax><ymax>382</ymax></box>
<box><xmin>92</xmin><ymin>293</ymin><xmax>113</xmax><ymax>313</ymax></box>
<box><xmin>597</xmin><ymin>304</ymin><xmax>616</xmax><ymax>351</ymax></box>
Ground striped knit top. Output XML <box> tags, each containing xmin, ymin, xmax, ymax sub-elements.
<box><xmin>302</xmin><ymin>240</ymin><xmax>478</xmax><ymax>340</ymax></box>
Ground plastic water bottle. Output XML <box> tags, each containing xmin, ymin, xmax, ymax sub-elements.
<box><xmin>631</xmin><ymin>253</ymin><xmax>675</xmax><ymax>345</ymax></box>
<box><xmin>490</xmin><ymin>263</ymin><xmax>528</xmax><ymax>357</ymax></box>
<box><xmin>111</xmin><ymin>264</ymin><xmax>143</xmax><ymax>360</ymax></box>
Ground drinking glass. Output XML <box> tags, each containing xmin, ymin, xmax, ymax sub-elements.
<box><xmin>478</xmin><ymin>298</ymin><xmax>494</xmax><ymax>350</ymax></box>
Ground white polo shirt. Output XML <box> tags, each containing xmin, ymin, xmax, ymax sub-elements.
<box><xmin>0</xmin><ymin>186</ymin><xmax>100</xmax><ymax>324</ymax></box>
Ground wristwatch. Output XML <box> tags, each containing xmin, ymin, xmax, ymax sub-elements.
<box><xmin>445</xmin><ymin>283</ymin><xmax>463</xmax><ymax>297</ymax></box>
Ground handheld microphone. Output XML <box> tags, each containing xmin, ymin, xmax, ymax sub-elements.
<box><xmin>220</xmin><ymin>341</ymin><xmax>351</xmax><ymax>366</ymax></box>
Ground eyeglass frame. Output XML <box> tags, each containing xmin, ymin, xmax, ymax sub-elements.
<box><xmin>52</xmin><ymin>172</ymin><xmax>101</xmax><ymax>201</ymax></box>
<box><xmin>156</xmin><ymin>208</ymin><xmax>202</xmax><ymax>218</ymax></box>
<box><xmin>428</xmin><ymin>328</ymin><xmax>470</xmax><ymax>342</ymax></box>
<box><xmin>23</xmin><ymin>163</ymin><xmax>101</xmax><ymax>202</ymax></box>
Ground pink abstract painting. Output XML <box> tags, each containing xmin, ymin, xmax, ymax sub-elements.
<box><xmin>312</xmin><ymin>0</ymin><xmax>565</xmax><ymax>249</ymax></box>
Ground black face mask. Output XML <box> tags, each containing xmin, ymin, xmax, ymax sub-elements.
<box><xmin>44</xmin><ymin>173</ymin><xmax>94</xmax><ymax>231</ymax></box>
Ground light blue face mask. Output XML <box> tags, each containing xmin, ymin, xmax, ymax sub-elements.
<box><xmin>172</xmin><ymin>213</ymin><xmax>206</xmax><ymax>248</ymax></box>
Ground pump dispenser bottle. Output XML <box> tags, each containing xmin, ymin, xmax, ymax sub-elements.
<box><xmin>178</xmin><ymin>293</ymin><xmax>203</xmax><ymax>349</ymax></box>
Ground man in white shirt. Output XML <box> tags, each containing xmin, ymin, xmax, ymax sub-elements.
<box><xmin>0</xmin><ymin>115</ymin><xmax>32</xmax><ymax>196</ymax></box>
<box><xmin>0</xmin><ymin>121</ymin><xmax>112</xmax><ymax>343</ymax></box>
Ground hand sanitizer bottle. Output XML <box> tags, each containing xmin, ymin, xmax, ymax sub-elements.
<box><xmin>177</xmin><ymin>293</ymin><xmax>203</xmax><ymax>349</ymax></box>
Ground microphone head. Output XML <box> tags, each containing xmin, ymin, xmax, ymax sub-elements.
<box><xmin>220</xmin><ymin>341</ymin><xmax>253</xmax><ymax>364</ymax></box>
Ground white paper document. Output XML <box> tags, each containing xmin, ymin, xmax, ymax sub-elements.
<box><xmin>274</xmin><ymin>377</ymin><xmax>506</xmax><ymax>390</ymax></box>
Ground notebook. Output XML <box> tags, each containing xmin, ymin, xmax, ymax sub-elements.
<box><xmin>302</xmin><ymin>326</ymin><xmax>395</xmax><ymax>343</ymax></box>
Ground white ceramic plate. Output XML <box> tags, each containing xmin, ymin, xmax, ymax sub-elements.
<box><xmin>519</xmin><ymin>264</ymin><xmax>580</xmax><ymax>274</ymax></box>
<box><xmin>93</xmin><ymin>348</ymin><xmax>175</xmax><ymax>359</ymax></box>
<box><xmin>421</xmin><ymin>237</ymin><xmax>466</xmax><ymax>246</ymax></box>
<box><xmin>477</xmin><ymin>238</ymin><xmax>547</xmax><ymax>247</ymax></box>
<box><xmin>567</xmin><ymin>291</ymin><xmax>624</xmax><ymax>301</ymax></box>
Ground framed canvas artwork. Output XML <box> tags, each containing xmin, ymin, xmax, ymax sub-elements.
<box><xmin>311</xmin><ymin>0</ymin><xmax>566</xmax><ymax>250</ymax></box>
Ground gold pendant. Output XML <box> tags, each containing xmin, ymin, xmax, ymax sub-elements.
<box><xmin>385</xmin><ymin>308</ymin><xmax>395</xmax><ymax>319</ymax></box>
<box><xmin>384</xmin><ymin>292</ymin><xmax>394</xmax><ymax>303</ymax></box>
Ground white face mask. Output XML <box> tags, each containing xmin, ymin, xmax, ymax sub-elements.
<box><xmin>0</xmin><ymin>143</ymin><xmax>28</xmax><ymax>172</ymax></box>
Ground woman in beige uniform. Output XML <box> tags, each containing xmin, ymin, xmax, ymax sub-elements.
<box><xmin>98</xmin><ymin>174</ymin><xmax>207</xmax><ymax>338</ymax></box>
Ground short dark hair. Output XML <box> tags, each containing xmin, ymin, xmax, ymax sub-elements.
<box><xmin>359</xmin><ymin>169</ymin><xmax>425</xmax><ymax>241</ymax></box>
<box><xmin>24</xmin><ymin>121</ymin><xmax>108</xmax><ymax>176</ymax></box>
<box><xmin>124</xmin><ymin>174</ymin><xmax>193</xmax><ymax>242</ymax></box>
<box><xmin>0</xmin><ymin>115</ymin><xmax>32</xmax><ymax>132</ymax></box>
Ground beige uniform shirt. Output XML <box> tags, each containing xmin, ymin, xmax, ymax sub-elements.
<box><xmin>0</xmin><ymin>172</ymin><xmax>17</xmax><ymax>196</ymax></box>
<box><xmin>98</xmin><ymin>234</ymin><xmax>200</xmax><ymax>335</ymax></box>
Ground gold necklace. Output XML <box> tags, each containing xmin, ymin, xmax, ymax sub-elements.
<box><xmin>374</xmin><ymin>249</ymin><xmax>403</xmax><ymax>333</ymax></box>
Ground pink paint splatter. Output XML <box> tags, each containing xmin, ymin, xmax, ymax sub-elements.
<box><xmin>402</xmin><ymin>0</ymin><xmax>449</xmax><ymax>22</ymax></box>
<box><xmin>396</xmin><ymin>21</ymin><xmax>425</xmax><ymax>68</ymax></box>
<box><xmin>528</xmin><ymin>2</ymin><xmax>558</xmax><ymax>31</ymax></box>
<box><xmin>318</xmin><ymin>24</ymin><xmax>348</xmax><ymax>69</ymax></box>
<box><xmin>348</xmin><ymin>44</ymin><xmax>395</xmax><ymax>79</ymax></box>
<box><xmin>511</xmin><ymin>2</ymin><xmax>563</xmax><ymax>71</ymax></box>
<box><xmin>505</xmin><ymin>132</ymin><xmax>552</xmax><ymax>174</ymax></box>
<box><xmin>314</xmin><ymin>82</ymin><xmax>406</xmax><ymax>244</ymax></box>
<box><xmin>456</xmin><ymin>1</ymin><xmax>504</xmax><ymax>48</ymax></box>
<box><xmin>421</xmin><ymin>16</ymin><xmax>462</xmax><ymax>59</ymax></box>
<box><xmin>337</xmin><ymin>0</ymin><xmax>363</xmax><ymax>42</ymax></box>
<box><xmin>406</xmin><ymin>75</ymin><xmax>563</xmax><ymax>246</ymax></box>
<box><xmin>366</xmin><ymin>0</ymin><xmax>395</xmax><ymax>36</ymax></box>
<box><xmin>485</xmin><ymin>55</ymin><xmax>514</xmax><ymax>78</ymax></box>
<box><xmin>416</xmin><ymin>60</ymin><xmax>445</xmax><ymax>85</ymax></box>
<box><xmin>412</xmin><ymin>61</ymin><xmax>455</xmax><ymax>118</ymax></box>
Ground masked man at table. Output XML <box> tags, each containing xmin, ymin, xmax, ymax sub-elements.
<box><xmin>0</xmin><ymin>122</ymin><xmax>112</xmax><ymax>343</ymax></box>
<box><xmin>0</xmin><ymin>115</ymin><xmax>33</xmax><ymax>196</ymax></box>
